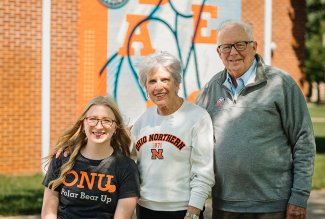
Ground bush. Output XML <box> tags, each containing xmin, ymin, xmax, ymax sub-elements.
<box><xmin>0</xmin><ymin>174</ymin><xmax>43</xmax><ymax>216</ymax></box>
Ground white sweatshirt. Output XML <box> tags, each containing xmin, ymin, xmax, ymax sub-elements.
<box><xmin>131</xmin><ymin>100</ymin><xmax>215</xmax><ymax>211</ymax></box>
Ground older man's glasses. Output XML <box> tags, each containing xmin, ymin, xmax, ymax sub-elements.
<box><xmin>218</xmin><ymin>41</ymin><xmax>254</xmax><ymax>53</ymax></box>
<box><xmin>85</xmin><ymin>117</ymin><xmax>116</xmax><ymax>128</ymax></box>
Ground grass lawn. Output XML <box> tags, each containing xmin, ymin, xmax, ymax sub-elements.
<box><xmin>0</xmin><ymin>174</ymin><xmax>44</xmax><ymax>216</ymax></box>
<box><xmin>308</xmin><ymin>103</ymin><xmax>325</xmax><ymax>118</ymax></box>
<box><xmin>309</xmin><ymin>104</ymin><xmax>325</xmax><ymax>189</ymax></box>
<box><xmin>313</xmin><ymin>154</ymin><xmax>325</xmax><ymax>189</ymax></box>
<box><xmin>313</xmin><ymin>122</ymin><xmax>325</xmax><ymax>136</ymax></box>
<box><xmin>308</xmin><ymin>103</ymin><xmax>325</xmax><ymax>153</ymax></box>
<box><xmin>314</xmin><ymin>122</ymin><xmax>325</xmax><ymax>153</ymax></box>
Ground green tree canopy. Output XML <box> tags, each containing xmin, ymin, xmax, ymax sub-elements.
<box><xmin>306</xmin><ymin>0</ymin><xmax>325</xmax><ymax>83</ymax></box>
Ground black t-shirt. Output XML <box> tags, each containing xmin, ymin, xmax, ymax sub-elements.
<box><xmin>43</xmin><ymin>150</ymin><xmax>140</xmax><ymax>219</ymax></box>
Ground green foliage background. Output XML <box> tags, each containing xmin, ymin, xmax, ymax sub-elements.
<box><xmin>305</xmin><ymin>0</ymin><xmax>325</xmax><ymax>84</ymax></box>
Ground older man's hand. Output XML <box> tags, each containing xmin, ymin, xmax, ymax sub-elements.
<box><xmin>286</xmin><ymin>204</ymin><xmax>306</xmax><ymax>219</ymax></box>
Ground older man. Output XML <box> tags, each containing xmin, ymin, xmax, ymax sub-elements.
<box><xmin>196</xmin><ymin>20</ymin><xmax>316</xmax><ymax>219</ymax></box>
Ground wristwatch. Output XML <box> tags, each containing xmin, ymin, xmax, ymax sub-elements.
<box><xmin>185</xmin><ymin>211</ymin><xmax>199</xmax><ymax>219</ymax></box>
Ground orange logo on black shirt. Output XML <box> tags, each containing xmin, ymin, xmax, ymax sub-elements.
<box><xmin>63</xmin><ymin>170</ymin><xmax>116</xmax><ymax>192</ymax></box>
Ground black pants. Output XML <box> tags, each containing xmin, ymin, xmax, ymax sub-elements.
<box><xmin>136</xmin><ymin>205</ymin><xmax>205</xmax><ymax>219</ymax></box>
<box><xmin>212</xmin><ymin>209</ymin><xmax>285</xmax><ymax>219</ymax></box>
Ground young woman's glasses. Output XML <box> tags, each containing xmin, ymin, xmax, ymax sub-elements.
<box><xmin>218</xmin><ymin>41</ymin><xmax>254</xmax><ymax>53</ymax></box>
<box><xmin>85</xmin><ymin>117</ymin><xmax>116</xmax><ymax>128</ymax></box>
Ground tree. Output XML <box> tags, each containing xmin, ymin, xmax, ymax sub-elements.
<box><xmin>305</xmin><ymin>0</ymin><xmax>325</xmax><ymax>103</ymax></box>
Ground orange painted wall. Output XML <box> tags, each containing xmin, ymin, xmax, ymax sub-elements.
<box><xmin>50</xmin><ymin>0</ymin><xmax>108</xmax><ymax>158</ymax></box>
<box><xmin>77</xmin><ymin>1</ymin><xmax>108</xmax><ymax>114</ymax></box>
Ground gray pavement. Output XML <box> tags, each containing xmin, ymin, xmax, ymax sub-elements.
<box><xmin>306</xmin><ymin>190</ymin><xmax>325</xmax><ymax>219</ymax></box>
<box><xmin>1</xmin><ymin>190</ymin><xmax>324</xmax><ymax>219</ymax></box>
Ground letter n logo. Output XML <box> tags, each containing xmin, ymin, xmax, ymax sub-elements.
<box><xmin>151</xmin><ymin>149</ymin><xmax>164</xmax><ymax>159</ymax></box>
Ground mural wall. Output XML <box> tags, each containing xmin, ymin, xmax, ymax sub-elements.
<box><xmin>101</xmin><ymin>0</ymin><xmax>241</xmax><ymax>122</ymax></box>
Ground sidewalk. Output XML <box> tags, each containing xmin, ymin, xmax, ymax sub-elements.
<box><xmin>306</xmin><ymin>189</ymin><xmax>325</xmax><ymax>219</ymax></box>
<box><xmin>1</xmin><ymin>190</ymin><xmax>324</xmax><ymax>219</ymax></box>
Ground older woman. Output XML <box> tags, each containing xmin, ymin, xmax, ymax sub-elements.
<box><xmin>132</xmin><ymin>51</ymin><xmax>215</xmax><ymax>219</ymax></box>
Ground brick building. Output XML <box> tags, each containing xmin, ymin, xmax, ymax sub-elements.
<box><xmin>0</xmin><ymin>0</ymin><xmax>307</xmax><ymax>175</ymax></box>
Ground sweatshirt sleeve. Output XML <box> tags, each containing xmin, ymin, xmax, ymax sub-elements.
<box><xmin>281</xmin><ymin>80</ymin><xmax>316</xmax><ymax>208</ymax></box>
<box><xmin>188</xmin><ymin>111</ymin><xmax>215</xmax><ymax>209</ymax></box>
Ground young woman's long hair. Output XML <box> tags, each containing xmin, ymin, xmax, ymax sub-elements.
<box><xmin>45</xmin><ymin>96</ymin><xmax>131</xmax><ymax>190</ymax></box>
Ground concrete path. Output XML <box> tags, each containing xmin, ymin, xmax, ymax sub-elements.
<box><xmin>311</xmin><ymin>117</ymin><xmax>325</xmax><ymax>123</ymax></box>
<box><xmin>1</xmin><ymin>190</ymin><xmax>324</xmax><ymax>219</ymax></box>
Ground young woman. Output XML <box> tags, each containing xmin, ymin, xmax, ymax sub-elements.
<box><xmin>41</xmin><ymin>96</ymin><xmax>140</xmax><ymax>219</ymax></box>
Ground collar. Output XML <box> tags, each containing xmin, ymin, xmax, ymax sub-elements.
<box><xmin>212</xmin><ymin>54</ymin><xmax>267</xmax><ymax>89</ymax></box>
<box><xmin>224</xmin><ymin>58</ymin><xmax>257</xmax><ymax>93</ymax></box>
<box><xmin>239</xmin><ymin>58</ymin><xmax>257</xmax><ymax>86</ymax></box>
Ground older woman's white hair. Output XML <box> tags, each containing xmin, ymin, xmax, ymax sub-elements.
<box><xmin>137</xmin><ymin>51</ymin><xmax>182</xmax><ymax>87</ymax></box>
